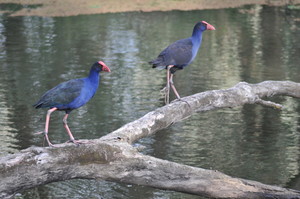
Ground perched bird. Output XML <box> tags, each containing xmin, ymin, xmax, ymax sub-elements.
<box><xmin>33</xmin><ymin>61</ymin><xmax>111</xmax><ymax>147</ymax></box>
<box><xmin>149</xmin><ymin>21</ymin><xmax>215</xmax><ymax>104</ymax></box>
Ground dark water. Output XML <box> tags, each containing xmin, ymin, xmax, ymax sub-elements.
<box><xmin>1</xmin><ymin>4</ymin><xmax>300</xmax><ymax>199</ymax></box>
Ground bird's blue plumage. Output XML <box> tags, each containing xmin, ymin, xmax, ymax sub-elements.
<box><xmin>149</xmin><ymin>21</ymin><xmax>211</xmax><ymax>73</ymax></box>
<box><xmin>33</xmin><ymin>62</ymin><xmax>104</xmax><ymax>113</ymax></box>
<box><xmin>33</xmin><ymin>61</ymin><xmax>110</xmax><ymax>146</ymax></box>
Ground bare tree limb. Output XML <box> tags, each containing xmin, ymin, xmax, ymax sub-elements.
<box><xmin>1</xmin><ymin>81</ymin><xmax>300</xmax><ymax>199</ymax></box>
<box><xmin>101</xmin><ymin>80</ymin><xmax>300</xmax><ymax>144</ymax></box>
<box><xmin>255</xmin><ymin>98</ymin><xmax>283</xmax><ymax>109</ymax></box>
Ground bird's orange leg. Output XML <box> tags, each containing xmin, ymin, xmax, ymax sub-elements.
<box><xmin>62</xmin><ymin>114</ymin><xmax>75</xmax><ymax>141</ymax></box>
<box><xmin>170</xmin><ymin>73</ymin><xmax>181</xmax><ymax>100</ymax></box>
<box><xmin>169</xmin><ymin>75</ymin><xmax>192</xmax><ymax>108</ymax></box>
<box><xmin>63</xmin><ymin>114</ymin><xmax>88</xmax><ymax>145</ymax></box>
<box><xmin>165</xmin><ymin>66</ymin><xmax>171</xmax><ymax>104</ymax></box>
<box><xmin>36</xmin><ymin>107</ymin><xmax>57</xmax><ymax>147</ymax></box>
<box><xmin>62</xmin><ymin>113</ymin><xmax>81</xmax><ymax>144</ymax></box>
<box><xmin>164</xmin><ymin>65</ymin><xmax>175</xmax><ymax>104</ymax></box>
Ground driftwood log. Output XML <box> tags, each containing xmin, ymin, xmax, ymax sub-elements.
<box><xmin>1</xmin><ymin>81</ymin><xmax>300</xmax><ymax>199</ymax></box>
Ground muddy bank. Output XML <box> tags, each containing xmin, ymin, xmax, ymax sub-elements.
<box><xmin>0</xmin><ymin>0</ymin><xmax>299</xmax><ymax>17</ymax></box>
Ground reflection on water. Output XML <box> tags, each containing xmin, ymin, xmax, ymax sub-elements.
<box><xmin>0</xmin><ymin>89</ymin><xmax>18</xmax><ymax>155</ymax></box>
<box><xmin>0</xmin><ymin>4</ymin><xmax>300</xmax><ymax>199</ymax></box>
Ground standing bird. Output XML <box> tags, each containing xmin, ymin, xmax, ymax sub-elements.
<box><xmin>149</xmin><ymin>21</ymin><xmax>215</xmax><ymax>104</ymax></box>
<box><xmin>33</xmin><ymin>61</ymin><xmax>111</xmax><ymax>147</ymax></box>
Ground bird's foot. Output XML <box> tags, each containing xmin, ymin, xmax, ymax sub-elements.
<box><xmin>35</xmin><ymin>131</ymin><xmax>56</xmax><ymax>147</ymax></box>
<box><xmin>160</xmin><ymin>86</ymin><xmax>168</xmax><ymax>94</ymax></box>
<box><xmin>65</xmin><ymin>139</ymin><xmax>92</xmax><ymax>145</ymax></box>
<box><xmin>35</xmin><ymin>131</ymin><xmax>44</xmax><ymax>135</ymax></box>
<box><xmin>173</xmin><ymin>98</ymin><xmax>192</xmax><ymax>109</ymax></box>
<box><xmin>46</xmin><ymin>142</ymin><xmax>56</xmax><ymax>147</ymax></box>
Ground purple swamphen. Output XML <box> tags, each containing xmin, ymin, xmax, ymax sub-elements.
<box><xmin>33</xmin><ymin>61</ymin><xmax>111</xmax><ymax>147</ymax></box>
<box><xmin>149</xmin><ymin>21</ymin><xmax>215</xmax><ymax>104</ymax></box>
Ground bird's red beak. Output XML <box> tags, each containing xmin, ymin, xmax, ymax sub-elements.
<box><xmin>202</xmin><ymin>21</ymin><xmax>216</xmax><ymax>30</ymax></box>
<box><xmin>98</xmin><ymin>61</ymin><xmax>111</xmax><ymax>72</ymax></box>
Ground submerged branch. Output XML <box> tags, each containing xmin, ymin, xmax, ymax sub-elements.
<box><xmin>1</xmin><ymin>80</ymin><xmax>300</xmax><ymax>199</ymax></box>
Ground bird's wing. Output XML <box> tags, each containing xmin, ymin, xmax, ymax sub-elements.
<box><xmin>34</xmin><ymin>79</ymin><xmax>84</xmax><ymax>109</ymax></box>
<box><xmin>166</xmin><ymin>38</ymin><xmax>193</xmax><ymax>66</ymax></box>
<box><xmin>151</xmin><ymin>38</ymin><xmax>193</xmax><ymax>67</ymax></box>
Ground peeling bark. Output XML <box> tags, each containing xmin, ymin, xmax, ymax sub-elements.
<box><xmin>1</xmin><ymin>81</ymin><xmax>300</xmax><ymax>199</ymax></box>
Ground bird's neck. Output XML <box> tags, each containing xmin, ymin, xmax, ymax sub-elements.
<box><xmin>88</xmin><ymin>69</ymin><xmax>100</xmax><ymax>84</ymax></box>
<box><xmin>191</xmin><ymin>27</ymin><xmax>203</xmax><ymax>43</ymax></box>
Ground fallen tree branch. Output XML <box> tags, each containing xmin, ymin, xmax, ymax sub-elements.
<box><xmin>1</xmin><ymin>81</ymin><xmax>300</xmax><ymax>199</ymax></box>
<box><xmin>101</xmin><ymin>80</ymin><xmax>300</xmax><ymax>144</ymax></box>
